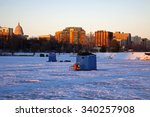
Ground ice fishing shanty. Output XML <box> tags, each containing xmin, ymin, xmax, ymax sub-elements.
<box><xmin>48</xmin><ymin>52</ymin><xmax>57</xmax><ymax>62</ymax></box>
<box><xmin>74</xmin><ymin>52</ymin><xmax>97</xmax><ymax>71</ymax></box>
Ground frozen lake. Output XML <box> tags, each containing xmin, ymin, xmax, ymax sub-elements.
<box><xmin>0</xmin><ymin>53</ymin><xmax>150</xmax><ymax>100</ymax></box>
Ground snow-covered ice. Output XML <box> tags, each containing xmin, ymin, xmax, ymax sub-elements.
<box><xmin>0</xmin><ymin>52</ymin><xmax>150</xmax><ymax>100</ymax></box>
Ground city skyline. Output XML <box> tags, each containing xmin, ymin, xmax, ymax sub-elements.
<box><xmin>0</xmin><ymin>0</ymin><xmax>150</xmax><ymax>39</ymax></box>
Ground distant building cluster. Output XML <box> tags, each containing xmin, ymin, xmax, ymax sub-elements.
<box><xmin>131</xmin><ymin>36</ymin><xmax>150</xmax><ymax>51</ymax></box>
<box><xmin>0</xmin><ymin>26</ymin><xmax>13</xmax><ymax>38</ymax></box>
<box><xmin>0</xmin><ymin>22</ymin><xmax>24</xmax><ymax>38</ymax></box>
<box><xmin>0</xmin><ymin>23</ymin><xmax>150</xmax><ymax>52</ymax></box>
<box><xmin>55</xmin><ymin>28</ymin><xmax>133</xmax><ymax>49</ymax></box>
<box><xmin>113</xmin><ymin>32</ymin><xmax>131</xmax><ymax>47</ymax></box>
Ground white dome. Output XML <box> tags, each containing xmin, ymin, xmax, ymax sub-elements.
<box><xmin>14</xmin><ymin>23</ymin><xmax>24</xmax><ymax>35</ymax></box>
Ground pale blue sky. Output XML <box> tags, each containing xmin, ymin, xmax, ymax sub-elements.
<box><xmin>0</xmin><ymin>0</ymin><xmax>150</xmax><ymax>38</ymax></box>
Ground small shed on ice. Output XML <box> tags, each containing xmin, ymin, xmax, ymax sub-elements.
<box><xmin>48</xmin><ymin>52</ymin><xmax>57</xmax><ymax>62</ymax></box>
<box><xmin>75</xmin><ymin>52</ymin><xmax>97</xmax><ymax>70</ymax></box>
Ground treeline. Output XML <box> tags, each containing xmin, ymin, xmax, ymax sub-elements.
<box><xmin>0</xmin><ymin>36</ymin><xmax>149</xmax><ymax>53</ymax></box>
<box><xmin>0</xmin><ymin>36</ymin><xmax>87</xmax><ymax>53</ymax></box>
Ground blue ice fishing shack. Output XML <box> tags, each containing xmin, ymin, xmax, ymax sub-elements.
<box><xmin>74</xmin><ymin>52</ymin><xmax>97</xmax><ymax>71</ymax></box>
<box><xmin>48</xmin><ymin>52</ymin><xmax>57</xmax><ymax>62</ymax></box>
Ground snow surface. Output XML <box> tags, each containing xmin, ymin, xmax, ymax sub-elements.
<box><xmin>0</xmin><ymin>52</ymin><xmax>150</xmax><ymax>100</ymax></box>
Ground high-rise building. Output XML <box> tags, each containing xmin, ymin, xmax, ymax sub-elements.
<box><xmin>95</xmin><ymin>30</ymin><xmax>113</xmax><ymax>47</ymax></box>
<box><xmin>131</xmin><ymin>36</ymin><xmax>142</xmax><ymax>45</ymax></box>
<box><xmin>146</xmin><ymin>39</ymin><xmax>150</xmax><ymax>50</ymax></box>
<box><xmin>55</xmin><ymin>27</ymin><xmax>86</xmax><ymax>45</ymax></box>
<box><xmin>113</xmin><ymin>32</ymin><xmax>131</xmax><ymax>47</ymax></box>
<box><xmin>55</xmin><ymin>31</ymin><xmax>62</xmax><ymax>43</ymax></box>
<box><xmin>141</xmin><ymin>38</ymin><xmax>149</xmax><ymax>50</ymax></box>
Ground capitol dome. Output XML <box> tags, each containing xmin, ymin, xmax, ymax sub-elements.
<box><xmin>14</xmin><ymin>23</ymin><xmax>24</xmax><ymax>36</ymax></box>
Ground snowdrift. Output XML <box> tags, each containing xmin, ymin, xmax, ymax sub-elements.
<box><xmin>95</xmin><ymin>52</ymin><xmax>150</xmax><ymax>60</ymax></box>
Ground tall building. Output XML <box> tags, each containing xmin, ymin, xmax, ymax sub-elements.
<box><xmin>95</xmin><ymin>30</ymin><xmax>113</xmax><ymax>47</ymax></box>
<box><xmin>141</xmin><ymin>38</ymin><xmax>149</xmax><ymax>50</ymax></box>
<box><xmin>146</xmin><ymin>39</ymin><xmax>150</xmax><ymax>50</ymax></box>
<box><xmin>14</xmin><ymin>23</ymin><xmax>24</xmax><ymax>36</ymax></box>
<box><xmin>131</xmin><ymin>36</ymin><xmax>142</xmax><ymax>45</ymax></box>
<box><xmin>55</xmin><ymin>27</ymin><xmax>86</xmax><ymax>45</ymax></box>
<box><xmin>113</xmin><ymin>32</ymin><xmax>131</xmax><ymax>47</ymax></box>
<box><xmin>55</xmin><ymin>31</ymin><xmax>62</xmax><ymax>43</ymax></box>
